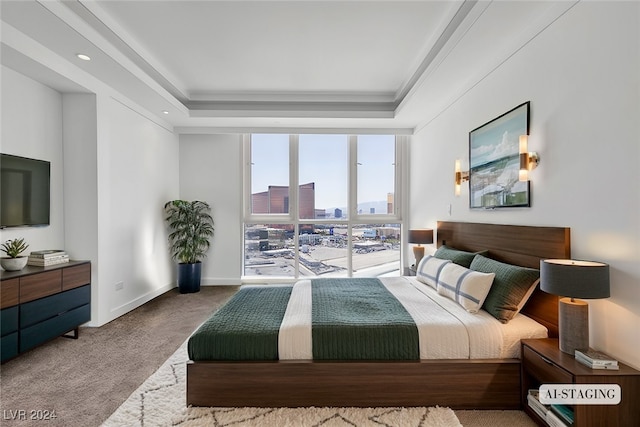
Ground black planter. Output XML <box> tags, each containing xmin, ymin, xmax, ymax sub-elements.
<box><xmin>177</xmin><ymin>262</ymin><xmax>201</xmax><ymax>293</ymax></box>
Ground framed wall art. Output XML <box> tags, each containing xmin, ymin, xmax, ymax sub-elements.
<box><xmin>469</xmin><ymin>101</ymin><xmax>530</xmax><ymax>209</ymax></box>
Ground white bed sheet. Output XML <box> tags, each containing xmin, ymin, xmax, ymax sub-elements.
<box><xmin>278</xmin><ymin>276</ymin><xmax>547</xmax><ymax>360</ymax></box>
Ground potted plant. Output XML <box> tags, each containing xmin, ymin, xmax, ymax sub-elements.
<box><xmin>1</xmin><ymin>238</ymin><xmax>29</xmax><ymax>271</ymax></box>
<box><xmin>164</xmin><ymin>200</ymin><xmax>214</xmax><ymax>293</ymax></box>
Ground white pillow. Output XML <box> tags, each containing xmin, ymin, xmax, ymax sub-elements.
<box><xmin>437</xmin><ymin>262</ymin><xmax>495</xmax><ymax>313</ymax></box>
<box><xmin>516</xmin><ymin>278</ymin><xmax>541</xmax><ymax>313</ymax></box>
<box><xmin>415</xmin><ymin>255</ymin><xmax>451</xmax><ymax>289</ymax></box>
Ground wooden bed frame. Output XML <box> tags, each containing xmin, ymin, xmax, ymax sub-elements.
<box><xmin>187</xmin><ymin>221</ymin><xmax>570</xmax><ymax>409</ymax></box>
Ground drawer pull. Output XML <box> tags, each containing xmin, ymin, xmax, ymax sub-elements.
<box><xmin>540</xmin><ymin>355</ymin><xmax>554</xmax><ymax>366</ymax></box>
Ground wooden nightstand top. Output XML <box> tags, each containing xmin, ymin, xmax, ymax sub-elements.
<box><xmin>522</xmin><ymin>338</ymin><xmax>640</xmax><ymax>377</ymax></box>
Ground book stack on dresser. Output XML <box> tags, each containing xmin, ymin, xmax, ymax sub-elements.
<box><xmin>27</xmin><ymin>250</ymin><xmax>69</xmax><ymax>267</ymax></box>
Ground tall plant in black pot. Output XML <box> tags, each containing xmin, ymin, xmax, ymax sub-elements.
<box><xmin>164</xmin><ymin>200</ymin><xmax>214</xmax><ymax>293</ymax></box>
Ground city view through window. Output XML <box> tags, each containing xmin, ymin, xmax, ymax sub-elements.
<box><xmin>244</xmin><ymin>134</ymin><xmax>401</xmax><ymax>279</ymax></box>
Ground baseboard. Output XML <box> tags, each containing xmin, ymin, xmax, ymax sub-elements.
<box><xmin>86</xmin><ymin>283</ymin><xmax>176</xmax><ymax>327</ymax></box>
<box><xmin>201</xmin><ymin>278</ymin><xmax>242</xmax><ymax>286</ymax></box>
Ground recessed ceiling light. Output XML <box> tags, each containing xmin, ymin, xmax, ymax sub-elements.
<box><xmin>76</xmin><ymin>53</ymin><xmax>91</xmax><ymax>61</ymax></box>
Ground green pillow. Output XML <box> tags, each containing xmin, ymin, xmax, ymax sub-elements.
<box><xmin>434</xmin><ymin>245</ymin><xmax>487</xmax><ymax>268</ymax></box>
<box><xmin>470</xmin><ymin>254</ymin><xmax>540</xmax><ymax>323</ymax></box>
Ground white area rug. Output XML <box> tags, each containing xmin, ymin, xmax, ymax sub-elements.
<box><xmin>102</xmin><ymin>341</ymin><xmax>462</xmax><ymax>427</ymax></box>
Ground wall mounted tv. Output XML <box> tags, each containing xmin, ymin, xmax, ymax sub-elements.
<box><xmin>1</xmin><ymin>153</ymin><xmax>51</xmax><ymax>228</ymax></box>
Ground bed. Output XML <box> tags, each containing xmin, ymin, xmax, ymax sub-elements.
<box><xmin>186</xmin><ymin>221</ymin><xmax>571</xmax><ymax>409</ymax></box>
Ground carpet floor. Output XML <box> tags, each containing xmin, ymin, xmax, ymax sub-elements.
<box><xmin>0</xmin><ymin>286</ymin><xmax>239</xmax><ymax>427</ymax></box>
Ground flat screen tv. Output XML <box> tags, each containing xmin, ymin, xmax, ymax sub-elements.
<box><xmin>1</xmin><ymin>153</ymin><xmax>50</xmax><ymax>228</ymax></box>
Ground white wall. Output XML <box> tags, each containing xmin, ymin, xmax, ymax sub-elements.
<box><xmin>62</xmin><ymin>93</ymin><xmax>180</xmax><ymax>326</ymax></box>
<box><xmin>0</xmin><ymin>66</ymin><xmax>65</xmax><ymax>251</ymax></box>
<box><xmin>62</xmin><ymin>93</ymin><xmax>100</xmax><ymax>322</ymax></box>
<box><xmin>2</xmin><ymin>65</ymin><xmax>180</xmax><ymax>326</ymax></box>
<box><xmin>92</xmin><ymin>95</ymin><xmax>180</xmax><ymax>324</ymax></box>
<box><xmin>409</xmin><ymin>2</ymin><xmax>640</xmax><ymax>368</ymax></box>
<box><xmin>178</xmin><ymin>134</ymin><xmax>243</xmax><ymax>285</ymax></box>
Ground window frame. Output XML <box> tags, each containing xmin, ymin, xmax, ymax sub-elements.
<box><xmin>242</xmin><ymin>133</ymin><xmax>406</xmax><ymax>281</ymax></box>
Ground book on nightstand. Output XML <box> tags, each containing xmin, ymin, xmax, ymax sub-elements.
<box><xmin>527</xmin><ymin>389</ymin><xmax>549</xmax><ymax>420</ymax></box>
<box><xmin>528</xmin><ymin>390</ymin><xmax>574</xmax><ymax>426</ymax></box>
<box><xmin>546</xmin><ymin>409</ymin><xmax>569</xmax><ymax>427</ymax></box>
<box><xmin>575</xmin><ymin>349</ymin><xmax>619</xmax><ymax>370</ymax></box>
<box><xmin>550</xmin><ymin>404</ymin><xmax>574</xmax><ymax>426</ymax></box>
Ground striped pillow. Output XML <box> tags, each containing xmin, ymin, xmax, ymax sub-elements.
<box><xmin>437</xmin><ymin>262</ymin><xmax>495</xmax><ymax>313</ymax></box>
<box><xmin>415</xmin><ymin>255</ymin><xmax>451</xmax><ymax>289</ymax></box>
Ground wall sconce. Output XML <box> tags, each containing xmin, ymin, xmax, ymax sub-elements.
<box><xmin>519</xmin><ymin>135</ymin><xmax>540</xmax><ymax>181</ymax></box>
<box><xmin>454</xmin><ymin>159</ymin><xmax>469</xmax><ymax>196</ymax></box>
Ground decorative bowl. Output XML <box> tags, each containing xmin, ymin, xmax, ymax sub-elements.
<box><xmin>1</xmin><ymin>256</ymin><xmax>28</xmax><ymax>271</ymax></box>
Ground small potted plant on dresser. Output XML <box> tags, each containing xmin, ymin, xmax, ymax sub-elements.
<box><xmin>0</xmin><ymin>237</ymin><xmax>29</xmax><ymax>271</ymax></box>
<box><xmin>164</xmin><ymin>200</ymin><xmax>214</xmax><ymax>293</ymax></box>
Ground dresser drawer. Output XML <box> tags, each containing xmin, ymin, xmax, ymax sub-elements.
<box><xmin>523</xmin><ymin>345</ymin><xmax>573</xmax><ymax>384</ymax></box>
<box><xmin>62</xmin><ymin>263</ymin><xmax>91</xmax><ymax>291</ymax></box>
<box><xmin>20</xmin><ymin>303</ymin><xmax>90</xmax><ymax>353</ymax></box>
<box><xmin>20</xmin><ymin>285</ymin><xmax>91</xmax><ymax>328</ymax></box>
<box><xmin>1</xmin><ymin>332</ymin><xmax>18</xmax><ymax>362</ymax></box>
<box><xmin>19</xmin><ymin>270</ymin><xmax>62</xmax><ymax>303</ymax></box>
<box><xmin>1</xmin><ymin>278</ymin><xmax>20</xmax><ymax>309</ymax></box>
<box><xmin>1</xmin><ymin>306</ymin><xmax>19</xmax><ymax>336</ymax></box>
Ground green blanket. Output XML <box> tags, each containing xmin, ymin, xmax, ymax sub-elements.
<box><xmin>311</xmin><ymin>278</ymin><xmax>419</xmax><ymax>360</ymax></box>
<box><xmin>188</xmin><ymin>278</ymin><xmax>419</xmax><ymax>361</ymax></box>
<box><xmin>188</xmin><ymin>286</ymin><xmax>293</xmax><ymax>361</ymax></box>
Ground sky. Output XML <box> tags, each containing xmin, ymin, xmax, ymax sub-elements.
<box><xmin>251</xmin><ymin>134</ymin><xmax>395</xmax><ymax>210</ymax></box>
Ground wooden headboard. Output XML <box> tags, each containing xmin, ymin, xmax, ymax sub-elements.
<box><xmin>436</xmin><ymin>221</ymin><xmax>571</xmax><ymax>338</ymax></box>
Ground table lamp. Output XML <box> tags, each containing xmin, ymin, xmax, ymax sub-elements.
<box><xmin>540</xmin><ymin>259</ymin><xmax>610</xmax><ymax>355</ymax></box>
<box><xmin>408</xmin><ymin>229</ymin><xmax>433</xmax><ymax>267</ymax></box>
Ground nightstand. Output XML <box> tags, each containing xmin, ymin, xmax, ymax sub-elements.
<box><xmin>521</xmin><ymin>339</ymin><xmax>640</xmax><ymax>427</ymax></box>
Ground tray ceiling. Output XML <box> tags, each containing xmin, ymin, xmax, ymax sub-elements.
<box><xmin>1</xmin><ymin>1</ymin><xmax>577</xmax><ymax>131</ymax></box>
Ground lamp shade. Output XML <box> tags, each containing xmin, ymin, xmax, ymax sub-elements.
<box><xmin>540</xmin><ymin>259</ymin><xmax>610</xmax><ymax>299</ymax></box>
<box><xmin>408</xmin><ymin>229</ymin><xmax>434</xmax><ymax>245</ymax></box>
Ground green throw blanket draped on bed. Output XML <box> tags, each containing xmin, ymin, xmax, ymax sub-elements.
<box><xmin>188</xmin><ymin>278</ymin><xmax>420</xmax><ymax>361</ymax></box>
<box><xmin>188</xmin><ymin>286</ymin><xmax>293</xmax><ymax>361</ymax></box>
<box><xmin>311</xmin><ymin>278</ymin><xmax>419</xmax><ymax>360</ymax></box>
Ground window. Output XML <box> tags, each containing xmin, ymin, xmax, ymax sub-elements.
<box><xmin>351</xmin><ymin>223</ymin><xmax>401</xmax><ymax>277</ymax></box>
<box><xmin>250</xmin><ymin>134</ymin><xmax>289</xmax><ymax>215</ymax></box>
<box><xmin>243</xmin><ymin>134</ymin><xmax>404</xmax><ymax>280</ymax></box>
<box><xmin>299</xmin><ymin>134</ymin><xmax>348</xmax><ymax>219</ymax></box>
<box><xmin>357</xmin><ymin>135</ymin><xmax>396</xmax><ymax>215</ymax></box>
<box><xmin>244</xmin><ymin>223</ymin><xmax>295</xmax><ymax>277</ymax></box>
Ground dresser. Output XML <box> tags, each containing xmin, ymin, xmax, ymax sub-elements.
<box><xmin>1</xmin><ymin>261</ymin><xmax>91</xmax><ymax>362</ymax></box>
